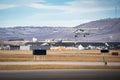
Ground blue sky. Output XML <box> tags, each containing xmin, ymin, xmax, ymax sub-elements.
<box><xmin>0</xmin><ymin>0</ymin><xmax>120</xmax><ymax>27</ymax></box>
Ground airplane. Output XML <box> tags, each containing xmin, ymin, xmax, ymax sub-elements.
<box><xmin>74</xmin><ymin>29</ymin><xmax>89</xmax><ymax>37</ymax></box>
<box><xmin>73</xmin><ymin>28</ymin><xmax>99</xmax><ymax>37</ymax></box>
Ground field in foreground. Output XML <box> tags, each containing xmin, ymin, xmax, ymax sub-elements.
<box><xmin>0</xmin><ymin>65</ymin><xmax>120</xmax><ymax>70</ymax></box>
<box><xmin>0</xmin><ymin>53</ymin><xmax>120</xmax><ymax>62</ymax></box>
<box><xmin>0</xmin><ymin>50</ymin><xmax>120</xmax><ymax>70</ymax></box>
<box><xmin>0</xmin><ymin>50</ymin><xmax>120</xmax><ymax>62</ymax></box>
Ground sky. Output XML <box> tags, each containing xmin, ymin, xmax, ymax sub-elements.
<box><xmin>0</xmin><ymin>0</ymin><xmax>120</xmax><ymax>27</ymax></box>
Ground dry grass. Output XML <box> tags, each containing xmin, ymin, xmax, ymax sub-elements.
<box><xmin>0</xmin><ymin>53</ymin><xmax>120</xmax><ymax>62</ymax></box>
<box><xmin>0</xmin><ymin>50</ymin><xmax>120</xmax><ymax>70</ymax></box>
<box><xmin>0</xmin><ymin>50</ymin><xmax>32</xmax><ymax>54</ymax></box>
<box><xmin>0</xmin><ymin>65</ymin><xmax>120</xmax><ymax>70</ymax></box>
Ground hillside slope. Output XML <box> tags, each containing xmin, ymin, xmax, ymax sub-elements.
<box><xmin>75</xmin><ymin>18</ymin><xmax>120</xmax><ymax>42</ymax></box>
<box><xmin>0</xmin><ymin>18</ymin><xmax>120</xmax><ymax>42</ymax></box>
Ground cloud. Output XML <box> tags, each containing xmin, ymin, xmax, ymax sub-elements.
<box><xmin>1</xmin><ymin>18</ymin><xmax>91</xmax><ymax>27</ymax></box>
<box><xmin>0</xmin><ymin>0</ymin><xmax>115</xmax><ymax>12</ymax></box>
<box><xmin>0</xmin><ymin>0</ymin><xmax>45</xmax><ymax>9</ymax></box>
<box><xmin>32</xmin><ymin>19</ymin><xmax>91</xmax><ymax>27</ymax></box>
<box><xmin>66</xmin><ymin>0</ymin><xmax>96</xmax><ymax>6</ymax></box>
<box><xmin>28</xmin><ymin>0</ymin><xmax>114</xmax><ymax>14</ymax></box>
<box><xmin>65</xmin><ymin>0</ymin><xmax>115</xmax><ymax>13</ymax></box>
<box><xmin>0</xmin><ymin>4</ymin><xmax>17</xmax><ymax>9</ymax></box>
<box><xmin>29</xmin><ymin>3</ymin><xmax>67</xmax><ymax>10</ymax></box>
<box><xmin>0</xmin><ymin>0</ymin><xmax>119</xmax><ymax>27</ymax></box>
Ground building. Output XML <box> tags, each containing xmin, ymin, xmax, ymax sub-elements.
<box><xmin>20</xmin><ymin>42</ymin><xmax>50</xmax><ymax>50</ymax></box>
<box><xmin>75</xmin><ymin>42</ymin><xmax>108</xmax><ymax>50</ymax></box>
<box><xmin>78</xmin><ymin>44</ymin><xmax>84</xmax><ymax>50</ymax></box>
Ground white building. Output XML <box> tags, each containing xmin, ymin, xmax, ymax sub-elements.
<box><xmin>20</xmin><ymin>46</ymin><xmax>30</xmax><ymax>50</ymax></box>
<box><xmin>78</xmin><ymin>44</ymin><xmax>84</xmax><ymax>50</ymax></box>
<box><xmin>32</xmin><ymin>37</ymin><xmax>37</xmax><ymax>42</ymax></box>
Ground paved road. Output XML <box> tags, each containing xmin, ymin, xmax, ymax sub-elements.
<box><xmin>0</xmin><ymin>69</ymin><xmax>120</xmax><ymax>80</ymax></box>
<box><xmin>0</xmin><ymin>61</ymin><xmax>120</xmax><ymax>66</ymax></box>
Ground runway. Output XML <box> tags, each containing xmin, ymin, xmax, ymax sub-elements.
<box><xmin>0</xmin><ymin>61</ymin><xmax>120</xmax><ymax>66</ymax></box>
<box><xmin>0</xmin><ymin>69</ymin><xmax>120</xmax><ymax>80</ymax></box>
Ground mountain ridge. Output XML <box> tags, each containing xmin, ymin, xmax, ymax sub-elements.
<box><xmin>0</xmin><ymin>18</ymin><xmax>120</xmax><ymax>42</ymax></box>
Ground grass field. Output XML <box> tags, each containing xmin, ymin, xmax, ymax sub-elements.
<box><xmin>0</xmin><ymin>50</ymin><xmax>120</xmax><ymax>62</ymax></box>
<box><xmin>0</xmin><ymin>65</ymin><xmax>120</xmax><ymax>70</ymax></box>
<box><xmin>0</xmin><ymin>50</ymin><xmax>120</xmax><ymax>70</ymax></box>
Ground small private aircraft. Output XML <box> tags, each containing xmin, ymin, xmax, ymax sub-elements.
<box><xmin>74</xmin><ymin>28</ymin><xmax>99</xmax><ymax>37</ymax></box>
<box><xmin>74</xmin><ymin>29</ymin><xmax>89</xmax><ymax>37</ymax></box>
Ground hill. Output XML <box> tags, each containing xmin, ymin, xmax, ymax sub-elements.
<box><xmin>75</xmin><ymin>18</ymin><xmax>120</xmax><ymax>42</ymax></box>
<box><xmin>0</xmin><ymin>18</ymin><xmax>120</xmax><ymax>42</ymax></box>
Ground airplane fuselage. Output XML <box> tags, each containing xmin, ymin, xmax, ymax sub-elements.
<box><xmin>74</xmin><ymin>29</ymin><xmax>89</xmax><ymax>37</ymax></box>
